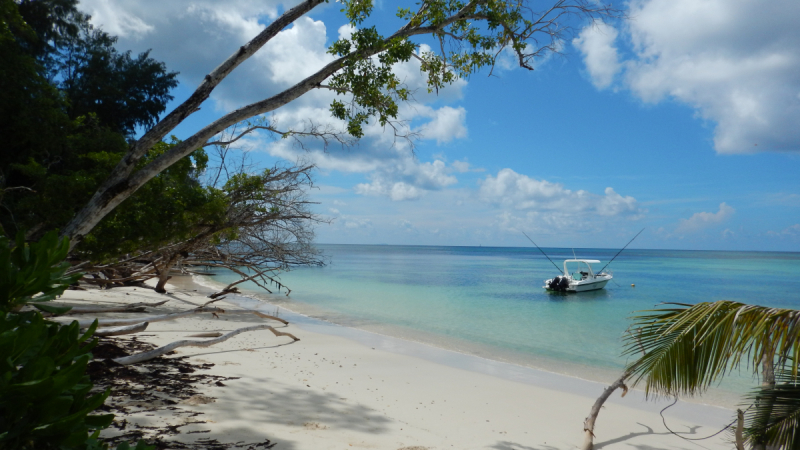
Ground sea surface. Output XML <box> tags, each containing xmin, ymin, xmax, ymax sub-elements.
<box><xmin>199</xmin><ymin>245</ymin><xmax>800</xmax><ymax>402</ymax></box>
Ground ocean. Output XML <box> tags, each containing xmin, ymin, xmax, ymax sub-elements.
<box><xmin>198</xmin><ymin>244</ymin><xmax>800</xmax><ymax>401</ymax></box>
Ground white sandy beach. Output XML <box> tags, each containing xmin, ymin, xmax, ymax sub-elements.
<box><xmin>55</xmin><ymin>279</ymin><xmax>736</xmax><ymax>450</ymax></box>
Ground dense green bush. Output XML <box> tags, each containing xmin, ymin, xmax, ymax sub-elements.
<box><xmin>0</xmin><ymin>232</ymin><xmax>151</xmax><ymax>449</ymax></box>
<box><xmin>0</xmin><ymin>231</ymin><xmax>80</xmax><ymax>314</ymax></box>
<box><xmin>0</xmin><ymin>312</ymin><xmax>109</xmax><ymax>449</ymax></box>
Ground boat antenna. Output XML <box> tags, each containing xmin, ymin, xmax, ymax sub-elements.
<box><xmin>596</xmin><ymin>228</ymin><xmax>645</xmax><ymax>274</ymax></box>
<box><xmin>521</xmin><ymin>231</ymin><xmax>562</xmax><ymax>273</ymax></box>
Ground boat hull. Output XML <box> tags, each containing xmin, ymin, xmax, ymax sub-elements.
<box><xmin>569</xmin><ymin>279</ymin><xmax>610</xmax><ymax>292</ymax></box>
<box><xmin>543</xmin><ymin>276</ymin><xmax>612</xmax><ymax>292</ymax></box>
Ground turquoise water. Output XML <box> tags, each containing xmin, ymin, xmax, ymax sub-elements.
<box><xmin>202</xmin><ymin>245</ymin><xmax>800</xmax><ymax>396</ymax></box>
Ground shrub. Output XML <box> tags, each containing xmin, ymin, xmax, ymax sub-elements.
<box><xmin>0</xmin><ymin>312</ymin><xmax>110</xmax><ymax>449</ymax></box>
<box><xmin>0</xmin><ymin>231</ymin><xmax>80</xmax><ymax>313</ymax></box>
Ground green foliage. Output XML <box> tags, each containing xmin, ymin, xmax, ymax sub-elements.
<box><xmin>1</xmin><ymin>0</ymin><xmax>179</xmax><ymax>250</ymax></box>
<box><xmin>624</xmin><ymin>301</ymin><xmax>800</xmax><ymax>449</ymax></box>
<box><xmin>624</xmin><ymin>301</ymin><xmax>800</xmax><ymax>396</ymax></box>
<box><xmin>744</xmin><ymin>368</ymin><xmax>800</xmax><ymax>449</ymax></box>
<box><xmin>0</xmin><ymin>312</ymin><xmax>110</xmax><ymax>450</ymax></box>
<box><xmin>77</xmin><ymin>138</ymin><xmax>228</xmax><ymax>262</ymax></box>
<box><xmin>0</xmin><ymin>231</ymin><xmax>80</xmax><ymax>313</ymax></box>
<box><xmin>58</xmin><ymin>25</ymin><xmax>178</xmax><ymax>137</ymax></box>
<box><xmin>327</xmin><ymin>0</ymin><xmax>601</xmax><ymax>138</ymax></box>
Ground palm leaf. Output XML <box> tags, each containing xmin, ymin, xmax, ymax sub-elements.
<box><xmin>623</xmin><ymin>301</ymin><xmax>800</xmax><ymax>398</ymax></box>
<box><xmin>743</xmin><ymin>367</ymin><xmax>800</xmax><ymax>449</ymax></box>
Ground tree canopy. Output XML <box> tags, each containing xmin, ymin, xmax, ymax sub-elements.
<box><xmin>56</xmin><ymin>0</ymin><xmax>620</xmax><ymax>247</ymax></box>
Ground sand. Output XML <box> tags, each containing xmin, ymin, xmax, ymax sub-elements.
<box><xmin>55</xmin><ymin>278</ymin><xmax>736</xmax><ymax>450</ymax></box>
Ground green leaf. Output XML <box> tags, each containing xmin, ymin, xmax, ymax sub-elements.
<box><xmin>32</xmin><ymin>303</ymin><xmax>73</xmax><ymax>315</ymax></box>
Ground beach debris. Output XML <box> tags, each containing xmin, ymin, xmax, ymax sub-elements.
<box><xmin>63</xmin><ymin>306</ymin><xmax>227</xmax><ymax>328</ymax></box>
<box><xmin>54</xmin><ymin>300</ymin><xmax>169</xmax><ymax>314</ymax></box>
<box><xmin>186</xmin><ymin>332</ymin><xmax>224</xmax><ymax>338</ymax></box>
<box><xmin>87</xmin><ymin>338</ymin><xmax>278</xmax><ymax>449</ymax></box>
<box><xmin>208</xmin><ymin>287</ymin><xmax>240</xmax><ymax>299</ymax></box>
<box><xmin>112</xmin><ymin>324</ymin><xmax>300</xmax><ymax>365</ymax></box>
<box><xmin>94</xmin><ymin>322</ymin><xmax>150</xmax><ymax>337</ymax></box>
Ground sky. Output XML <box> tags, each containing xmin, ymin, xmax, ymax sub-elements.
<box><xmin>78</xmin><ymin>0</ymin><xmax>800</xmax><ymax>251</ymax></box>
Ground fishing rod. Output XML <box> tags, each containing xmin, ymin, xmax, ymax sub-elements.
<box><xmin>521</xmin><ymin>231</ymin><xmax>562</xmax><ymax>273</ymax></box>
<box><xmin>596</xmin><ymin>228</ymin><xmax>645</xmax><ymax>274</ymax></box>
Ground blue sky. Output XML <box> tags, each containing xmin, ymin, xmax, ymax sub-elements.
<box><xmin>80</xmin><ymin>0</ymin><xmax>800</xmax><ymax>251</ymax></box>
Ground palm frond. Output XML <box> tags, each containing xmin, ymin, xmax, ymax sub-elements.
<box><xmin>623</xmin><ymin>301</ymin><xmax>800</xmax><ymax>398</ymax></box>
<box><xmin>744</xmin><ymin>368</ymin><xmax>800</xmax><ymax>449</ymax></box>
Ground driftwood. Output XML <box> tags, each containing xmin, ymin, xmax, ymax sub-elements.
<box><xmin>209</xmin><ymin>287</ymin><xmax>240</xmax><ymax>299</ymax></box>
<box><xmin>186</xmin><ymin>332</ymin><xmax>223</xmax><ymax>338</ymax></box>
<box><xmin>65</xmin><ymin>300</ymin><xmax>168</xmax><ymax>314</ymax></box>
<box><xmin>94</xmin><ymin>322</ymin><xmax>150</xmax><ymax>336</ymax></box>
<box><xmin>62</xmin><ymin>300</ymin><xmax>166</xmax><ymax>314</ymax></box>
<box><xmin>68</xmin><ymin>307</ymin><xmax>226</xmax><ymax>328</ymax></box>
<box><xmin>252</xmin><ymin>311</ymin><xmax>288</xmax><ymax>325</ymax></box>
<box><xmin>582</xmin><ymin>373</ymin><xmax>629</xmax><ymax>450</ymax></box>
<box><xmin>113</xmin><ymin>324</ymin><xmax>299</xmax><ymax>365</ymax></box>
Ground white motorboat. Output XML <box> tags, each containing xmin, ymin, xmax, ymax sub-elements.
<box><xmin>544</xmin><ymin>259</ymin><xmax>612</xmax><ymax>292</ymax></box>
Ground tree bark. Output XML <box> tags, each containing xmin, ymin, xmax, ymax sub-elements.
<box><xmin>112</xmin><ymin>324</ymin><xmax>299</xmax><ymax>365</ymax></box>
<box><xmin>753</xmin><ymin>348</ymin><xmax>777</xmax><ymax>450</ymax></box>
<box><xmin>735</xmin><ymin>409</ymin><xmax>745</xmax><ymax>450</ymax></box>
<box><xmin>582</xmin><ymin>373</ymin><xmax>629</xmax><ymax>450</ymax></box>
<box><xmin>60</xmin><ymin>0</ymin><xmax>327</xmax><ymax>249</ymax></box>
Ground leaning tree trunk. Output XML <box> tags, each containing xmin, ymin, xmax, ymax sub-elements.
<box><xmin>58</xmin><ymin>0</ymin><xmax>340</xmax><ymax>251</ymax></box>
<box><xmin>582</xmin><ymin>373</ymin><xmax>629</xmax><ymax>450</ymax></box>
<box><xmin>154</xmin><ymin>254</ymin><xmax>180</xmax><ymax>293</ymax></box>
<box><xmin>752</xmin><ymin>347</ymin><xmax>777</xmax><ymax>450</ymax></box>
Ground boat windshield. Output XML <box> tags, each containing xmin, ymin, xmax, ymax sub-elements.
<box><xmin>565</xmin><ymin>261</ymin><xmax>596</xmax><ymax>279</ymax></box>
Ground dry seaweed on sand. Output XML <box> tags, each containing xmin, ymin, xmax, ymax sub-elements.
<box><xmin>88</xmin><ymin>337</ymin><xmax>276</xmax><ymax>449</ymax></box>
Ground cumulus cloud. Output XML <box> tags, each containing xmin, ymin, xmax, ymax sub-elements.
<box><xmin>354</xmin><ymin>159</ymin><xmax>458</xmax><ymax>201</ymax></box>
<box><xmin>81</xmin><ymin>2</ymin><xmax>473</xmax><ymax>204</ymax></box>
<box><xmin>479</xmin><ymin>168</ymin><xmax>642</xmax><ymax>216</ymax></box>
<box><xmin>577</xmin><ymin>0</ymin><xmax>800</xmax><ymax>153</ymax></box>
<box><xmin>767</xmin><ymin>224</ymin><xmax>800</xmax><ymax>238</ymax></box>
<box><xmin>675</xmin><ymin>202</ymin><xmax>735</xmax><ymax>234</ymax></box>
<box><xmin>573</xmin><ymin>22</ymin><xmax>621</xmax><ymax>89</ymax></box>
<box><xmin>416</xmin><ymin>106</ymin><xmax>468</xmax><ymax>144</ymax></box>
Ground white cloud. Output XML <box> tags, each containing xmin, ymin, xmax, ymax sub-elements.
<box><xmin>81</xmin><ymin>2</ymin><xmax>472</xmax><ymax>196</ymax></box>
<box><xmin>82</xmin><ymin>0</ymin><xmax>154</xmax><ymax>38</ymax></box>
<box><xmin>573</xmin><ymin>22</ymin><xmax>621</xmax><ymax>89</ymax></box>
<box><xmin>479</xmin><ymin>168</ymin><xmax>642</xmax><ymax>217</ymax></box>
<box><xmin>675</xmin><ymin>202</ymin><xmax>735</xmax><ymax>233</ymax></box>
<box><xmin>767</xmin><ymin>224</ymin><xmax>800</xmax><ymax>238</ymax></box>
<box><xmin>577</xmin><ymin>0</ymin><xmax>800</xmax><ymax>153</ymax></box>
<box><xmin>354</xmin><ymin>159</ymin><xmax>458</xmax><ymax>201</ymax></box>
<box><xmin>416</xmin><ymin>106</ymin><xmax>468</xmax><ymax>144</ymax></box>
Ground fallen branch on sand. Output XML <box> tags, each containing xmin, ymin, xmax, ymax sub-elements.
<box><xmin>68</xmin><ymin>307</ymin><xmax>226</xmax><ymax>328</ymax></box>
<box><xmin>58</xmin><ymin>300</ymin><xmax>169</xmax><ymax>314</ymax></box>
<box><xmin>113</xmin><ymin>324</ymin><xmax>299</xmax><ymax>365</ymax></box>
<box><xmin>93</xmin><ymin>322</ymin><xmax>149</xmax><ymax>336</ymax></box>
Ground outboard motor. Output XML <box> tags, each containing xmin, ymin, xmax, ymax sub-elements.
<box><xmin>548</xmin><ymin>276</ymin><xmax>570</xmax><ymax>292</ymax></box>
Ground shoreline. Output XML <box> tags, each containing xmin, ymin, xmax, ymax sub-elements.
<box><xmin>58</xmin><ymin>276</ymin><xmax>736</xmax><ymax>449</ymax></box>
<box><xmin>189</xmin><ymin>274</ymin><xmax>744</xmax><ymax>410</ymax></box>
